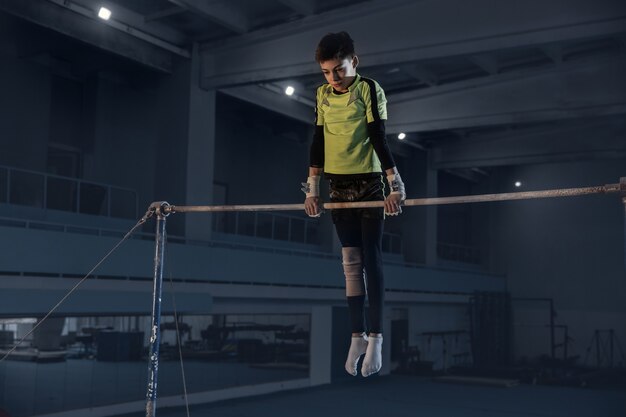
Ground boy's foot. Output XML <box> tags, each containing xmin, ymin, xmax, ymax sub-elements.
<box><xmin>345</xmin><ymin>334</ymin><xmax>368</xmax><ymax>376</ymax></box>
<box><xmin>361</xmin><ymin>334</ymin><xmax>382</xmax><ymax>377</ymax></box>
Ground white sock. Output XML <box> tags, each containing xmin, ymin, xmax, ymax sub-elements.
<box><xmin>345</xmin><ymin>334</ymin><xmax>368</xmax><ymax>376</ymax></box>
<box><xmin>361</xmin><ymin>335</ymin><xmax>383</xmax><ymax>377</ymax></box>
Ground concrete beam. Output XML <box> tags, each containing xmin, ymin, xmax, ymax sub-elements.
<box><xmin>386</xmin><ymin>56</ymin><xmax>626</xmax><ymax>133</ymax></box>
<box><xmin>0</xmin><ymin>0</ymin><xmax>177</xmax><ymax>72</ymax></box>
<box><xmin>169</xmin><ymin>0</ymin><xmax>249</xmax><ymax>33</ymax></box>
<box><xmin>469</xmin><ymin>54</ymin><xmax>499</xmax><ymax>75</ymax></box>
<box><xmin>219</xmin><ymin>84</ymin><xmax>314</xmax><ymax>123</ymax></box>
<box><xmin>432</xmin><ymin>117</ymin><xmax>626</xmax><ymax>169</ymax></box>
<box><xmin>443</xmin><ymin>168</ymin><xmax>487</xmax><ymax>183</ymax></box>
<box><xmin>74</xmin><ymin>0</ymin><xmax>188</xmax><ymax>45</ymax></box>
<box><xmin>541</xmin><ymin>44</ymin><xmax>564</xmax><ymax>64</ymax></box>
<box><xmin>145</xmin><ymin>6</ymin><xmax>186</xmax><ymax>22</ymax></box>
<box><xmin>199</xmin><ymin>0</ymin><xmax>626</xmax><ymax>88</ymax></box>
<box><xmin>278</xmin><ymin>0</ymin><xmax>317</xmax><ymax>16</ymax></box>
<box><xmin>403</xmin><ymin>64</ymin><xmax>439</xmax><ymax>86</ymax></box>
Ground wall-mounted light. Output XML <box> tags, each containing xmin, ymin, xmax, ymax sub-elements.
<box><xmin>98</xmin><ymin>7</ymin><xmax>111</xmax><ymax>20</ymax></box>
<box><xmin>285</xmin><ymin>86</ymin><xmax>295</xmax><ymax>96</ymax></box>
<box><xmin>397</xmin><ymin>132</ymin><xmax>406</xmax><ymax>140</ymax></box>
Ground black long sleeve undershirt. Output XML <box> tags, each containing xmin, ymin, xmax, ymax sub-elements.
<box><xmin>367</xmin><ymin>120</ymin><xmax>395</xmax><ymax>171</ymax></box>
<box><xmin>309</xmin><ymin>125</ymin><xmax>325</xmax><ymax>168</ymax></box>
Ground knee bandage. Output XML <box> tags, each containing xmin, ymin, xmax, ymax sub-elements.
<box><xmin>342</xmin><ymin>247</ymin><xmax>365</xmax><ymax>297</ymax></box>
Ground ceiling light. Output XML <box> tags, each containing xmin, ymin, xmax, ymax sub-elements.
<box><xmin>397</xmin><ymin>133</ymin><xmax>406</xmax><ymax>140</ymax></box>
<box><xmin>98</xmin><ymin>7</ymin><xmax>111</xmax><ymax>20</ymax></box>
<box><xmin>515</xmin><ymin>181</ymin><xmax>522</xmax><ymax>188</ymax></box>
<box><xmin>285</xmin><ymin>86</ymin><xmax>295</xmax><ymax>96</ymax></box>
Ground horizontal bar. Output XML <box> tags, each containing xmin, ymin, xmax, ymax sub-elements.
<box><xmin>165</xmin><ymin>179</ymin><xmax>625</xmax><ymax>214</ymax></box>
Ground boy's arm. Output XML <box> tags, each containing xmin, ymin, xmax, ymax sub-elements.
<box><xmin>367</xmin><ymin>120</ymin><xmax>396</xmax><ymax>171</ymax></box>
<box><xmin>304</xmin><ymin>167</ymin><xmax>323</xmax><ymax>217</ymax></box>
<box><xmin>362</xmin><ymin>79</ymin><xmax>397</xmax><ymax>171</ymax></box>
<box><xmin>304</xmin><ymin>88</ymin><xmax>325</xmax><ymax>217</ymax></box>
<box><xmin>363</xmin><ymin>80</ymin><xmax>406</xmax><ymax>214</ymax></box>
<box><xmin>309</xmin><ymin>125</ymin><xmax>324</xmax><ymax>169</ymax></box>
<box><xmin>309</xmin><ymin>167</ymin><xmax>323</xmax><ymax>177</ymax></box>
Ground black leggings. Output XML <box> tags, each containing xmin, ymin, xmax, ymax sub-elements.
<box><xmin>335</xmin><ymin>217</ymin><xmax>385</xmax><ymax>334</ymax></box>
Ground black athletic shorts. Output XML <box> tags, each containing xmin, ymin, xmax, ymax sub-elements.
<box><xmin>328</xmin><ymin>175</ymin><xmax>385</xmax><ymax>223</ymax></box>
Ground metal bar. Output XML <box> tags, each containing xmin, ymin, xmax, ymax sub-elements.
<box><xmin>167</xmin><ymin>181</ymin><xmax>624</xmax><ymax>214</ymax></box>
<box><xmin>145</xmin><ymin>207</ymin><xmax>167</xmax><ymax>417</ymax></box>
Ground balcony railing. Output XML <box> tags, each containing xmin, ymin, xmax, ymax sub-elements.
<box><xmin>212</xmin><ymin>211</ymin><xmax>403</xmax><ymax>254</ymax></box>
<box><xmin>212</xmin><ymin>211</ymin><xmax>322</xmax><ymax>246</ymax></box>
<box><xmin>0</xmin><ymin>164</ymin><xmax>404</xmax><ymax>255</ymax></box>
<box><xmin>0</xmin><ymin>165</ymin><xmax>138</xmax><ymax>219</ymax></box>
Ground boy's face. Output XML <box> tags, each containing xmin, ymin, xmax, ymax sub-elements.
<box><xmin>319</xmin><ymin>55</ymin><xmax>358</xmax><ymax>92</ymax></box>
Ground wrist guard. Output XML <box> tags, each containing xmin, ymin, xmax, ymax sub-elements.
<box><xmin>386</xmin><ymin>173</ymin><xmax>406</xmax><ymax>200</ymax></box>
<box><xmin>301</xmin><ymin>175</ymin><xmax>321</xmax><ymax>198</ymax></box>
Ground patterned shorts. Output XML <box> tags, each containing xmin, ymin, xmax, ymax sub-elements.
<box><xmin>329</xmin><ymin>176</ymin><xmax>385</xmax><ymax>223</ymax></box>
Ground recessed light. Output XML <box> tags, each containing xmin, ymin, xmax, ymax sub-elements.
<box><xmin>285</xmin><ymin>86</ymin><xmax>295</xmax><ymax>96</ymax></box>
<box><xmin>98</xmin><ymin>7</ymin><xmax>112</xmax><ymax>20</ymax></box>
<box><xmin>397</xmin><ymin>133</ymin><xmax>406</xmax><ymax>140</ymax></box>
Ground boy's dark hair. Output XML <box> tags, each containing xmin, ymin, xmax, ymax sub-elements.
<box><xmin>315</xmin><ymin>32</ymin><xmax>355</xmax><ymax>62</ymax></box>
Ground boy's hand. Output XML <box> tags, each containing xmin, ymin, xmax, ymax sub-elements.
<box><xmin>385</xmin><ymin>172</ymin><xmax>406</xmax><ymax>216</ymax></box>
<box><xmin>305</xmin><ymin>197</ymin><xmax>322</xmax><ymax>217</ymax></box>
<box><xmin>302</xmin><ymin>175</ymin><xmax>322</xmax><ymax>217</ymax></box>
<box><xmin>384</xmin><ymin>193</ymin><xmax>404</xmax><ymax>216</ymax></box>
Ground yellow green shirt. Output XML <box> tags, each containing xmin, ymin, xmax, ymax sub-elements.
<box><xmin>315</xmin><ymin>74</ymin><xmax>388</xmax><ymax>175</ymax></box>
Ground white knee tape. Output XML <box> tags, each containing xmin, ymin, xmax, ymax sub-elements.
<box><xmin>342</xmin><ymin>247</ymin><xmax>365</xmax><ymax>297</ymax></box>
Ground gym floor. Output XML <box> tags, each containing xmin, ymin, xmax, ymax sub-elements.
<box><xmin>118</xmin><ymin>374</ymin><xmax>626</xmax><ymax>417</ymax></box>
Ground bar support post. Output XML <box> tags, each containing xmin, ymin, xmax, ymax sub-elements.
<box><xmin>145</xmin><ymin>202</ymin><xmax>169</xmax><ymax>417</ymax></box>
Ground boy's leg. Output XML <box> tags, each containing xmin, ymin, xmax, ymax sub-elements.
<box><xmin>360</xmin><ymin>217</ymin><xmax>385</xmax><ymax>376</ymax></box>
<box><xmin>361</xmin><ymin>217</ymin><xmax>385</xmax><ymax>334</ymax></box>
<box><xmin>334</xmin><ymin>218</ymin><xmax>368</xmax><ymax>375</ymax></box>
<box><xmin>334</xmin><ymin>218</ymin><xmax>366</xmax><ymax>333</ymax></box>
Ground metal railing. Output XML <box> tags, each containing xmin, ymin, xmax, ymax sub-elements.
<box><xmin>0</xmin><ymin>215</ymin><xmax>340</xmax><ymax>263</ymax></box>
<box><xmin>0</xmin><ymin>214</ymin><xmax>501</xmax><ymax>279</ymax></box>
<box><xmin>0</xmin><ymin>162</ymin><xmax>405</xmax><ymax>255</ymax></box>
<box><xmin>212</xmin><ymin>210</ymin><xmax>403</xmax><ymax>254</ymax></box>
<box><xmin>212</xmin><ymin>211</ymin><xmax>321</xmax><ymax>245</ymax></box>
<box><xmin>0</xmin><ymin>165</ymin><xmax>138</xmax><ymax>219</ymax></box>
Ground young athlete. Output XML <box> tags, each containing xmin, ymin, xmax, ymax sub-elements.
<box><xmin>302</xmin><ymin>32</ymin><xmax>406</xmax><ymax>377</ymax></box>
